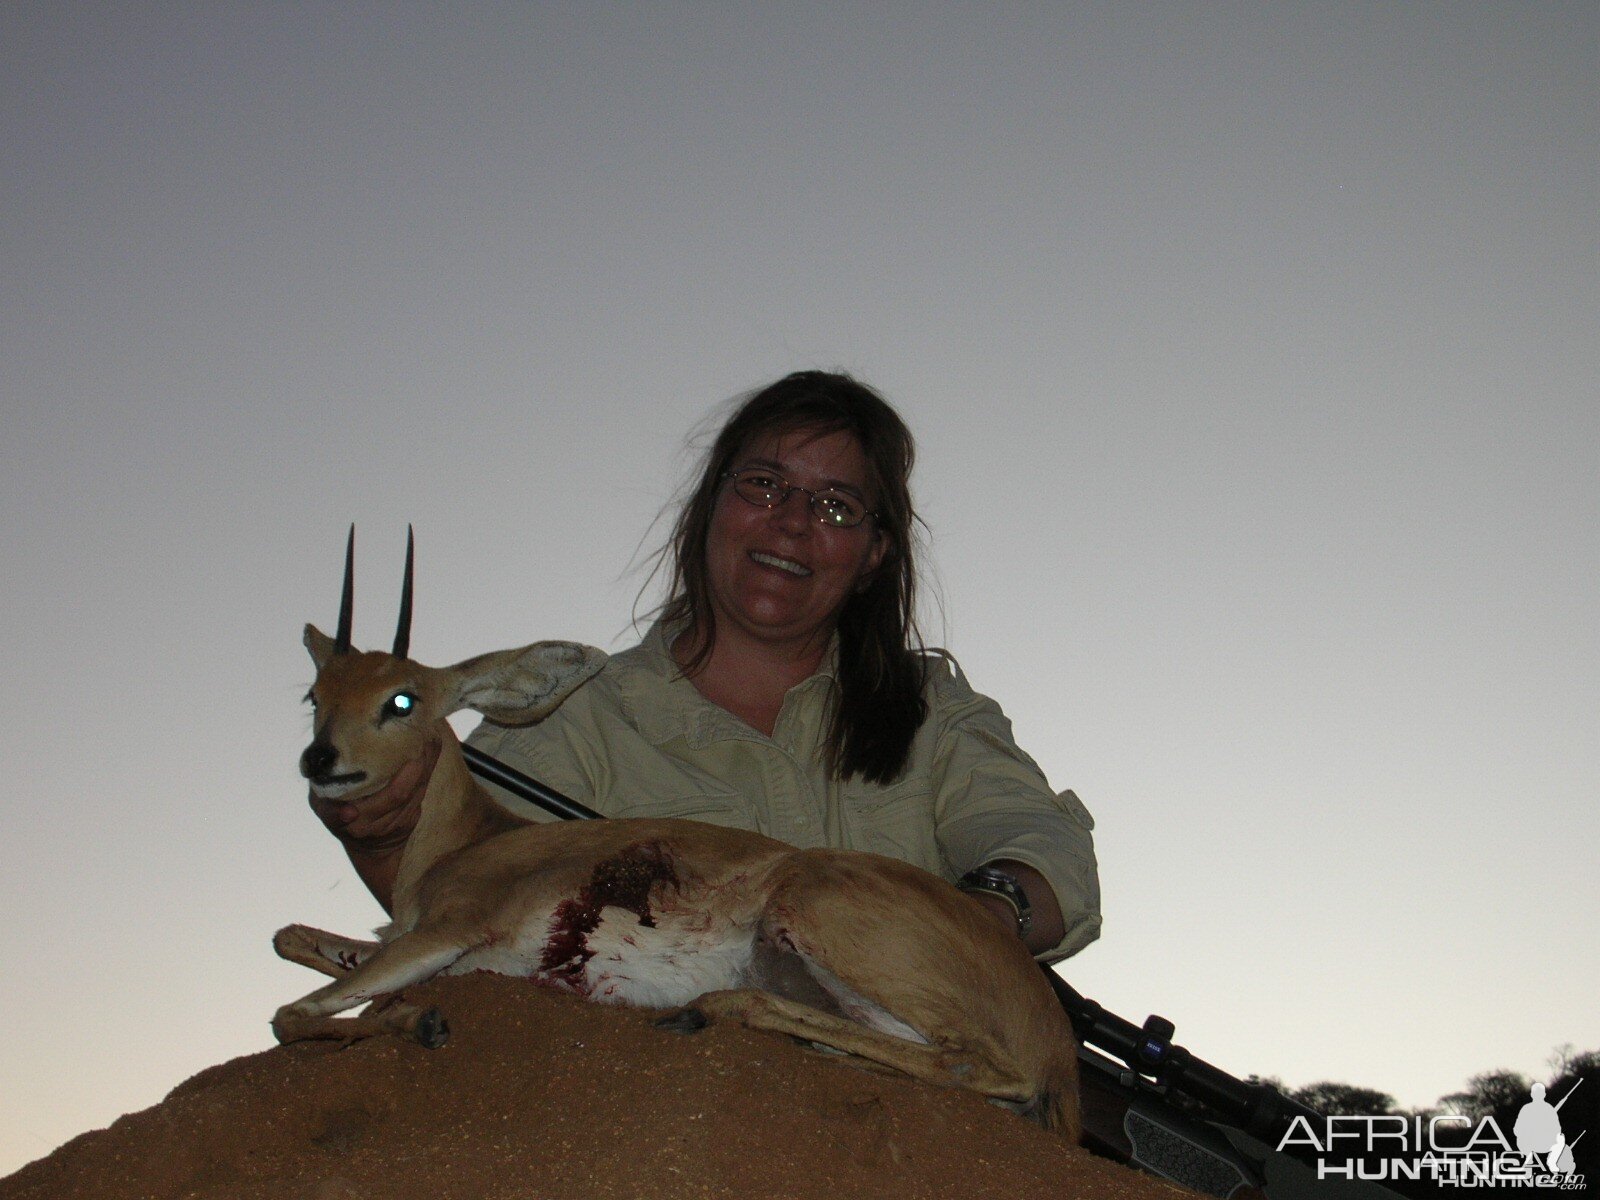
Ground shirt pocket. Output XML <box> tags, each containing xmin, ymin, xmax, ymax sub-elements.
<box><xmin>840</xmin><ymin>779</ymin><xmax>940</xmax><ymax>872</ymax></box>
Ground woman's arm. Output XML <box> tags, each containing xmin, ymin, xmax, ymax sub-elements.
<box><xmin>927</xmin><ymin>658</ymin><xmax>1102</xmax><ymax>962</ymax></box>
<box><xmin>306</xmin><ymin>738</ymin><xmax>439</xmax><ymax>914</ymax></box>
<box><xmin>964</xmin><ymin>858</ymin><xmax>1068</xmax><ymax>956</ymax></box>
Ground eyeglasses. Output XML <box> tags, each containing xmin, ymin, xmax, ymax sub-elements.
<box><xmin>722</xmin><ymin>468</ymin><xmax>877</xmax><ymax>528</ymax></box>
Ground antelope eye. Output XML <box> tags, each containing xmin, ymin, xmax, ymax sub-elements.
<box><xmin>383</xmin><ymin>691</ymin><xmax>418</xmax><ymax>719</ymax></box>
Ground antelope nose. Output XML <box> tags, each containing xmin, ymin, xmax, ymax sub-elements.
<box><xmin>300</xmin><ymin>741</ymin><xmax>337</xmax><ymax>780</ymax></box>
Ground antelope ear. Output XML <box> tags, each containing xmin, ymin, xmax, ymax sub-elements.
<box><xmin>443</xmin><ymin>641</ymin><xmax>607</xmax><ymax>725</ymax></box>
<box><xmin>304</xmin><ymin>624</ymin><xmax>339</xmax><ymax>669</ymax></box>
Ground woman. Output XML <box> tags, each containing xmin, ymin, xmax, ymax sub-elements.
<box><xmin>312</xmin><ymin>371</ymin><xmax>1100</xmax><ymax>961</ymax></box>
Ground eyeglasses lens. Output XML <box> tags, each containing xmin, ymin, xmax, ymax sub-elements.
<box><xmin>730</xmin><ymin>471</ymin><xmax>865</xmax><ymax>527</ymax></box>
<box><xmin>813</xmin><ymin>496</ymin><xmax>861</xmax><ymax>526</ymax></box>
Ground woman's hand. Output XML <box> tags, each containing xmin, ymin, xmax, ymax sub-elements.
<box><xmin>307</xmin><ymin>739</ymin><xmax>441</xmax><ymax>913</ymax></box>
<box><xmin>308</xmin><ymin>738</ymin><xmax>440</xmax><ymax>852</ymax></box>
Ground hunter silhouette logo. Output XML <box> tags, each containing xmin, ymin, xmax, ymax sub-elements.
<box><xmin>1278</xmin><ymin>1076</ymin><xmax>1588</xmax><ymax>1188</ymax></box>
<box><xmin>1515</xmin><ymin>1079</ymin><xmax>1585</xmax><ymax>1178</ymax></box>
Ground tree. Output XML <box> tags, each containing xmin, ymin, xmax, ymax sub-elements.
<box><xmin>1543</xmin><ymin>1048</ymin><xmax>1598</xmax><ymax>1179</ymax></box>
<box><xmin>1437</xmin><ymin>1069</ymin><xmax>1532</xmax><ymax>1123</ymax></box>
<box><xmin>1291</xmin><ymin>1082</ymin><xmax>1398</xmax><ymax>1118</ymax></box>
<box><xmin>1548</xmin><ymin>1045</ymin><xmax>1600</xmax><ymax>1080</ymax></box>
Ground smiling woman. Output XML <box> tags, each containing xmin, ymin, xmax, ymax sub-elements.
<box><xmin>653</xmin><ymin>375</ymin><xmax>919</xmax><ymax>747</ymax></box>
<box><xmin>317</xmin><ymin>372</ymin><xmax>1102</xmax><ymax>964</ymax></box>
<box><xmin>695</xmin><ymin>428</ymin><xmax>890</xmax><ymax>717</ymax></box>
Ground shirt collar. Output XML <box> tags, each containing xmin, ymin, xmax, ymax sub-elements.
<box><xmin>619</xmin><ymin>618</ymin><xmax>838</xmax><ymax>748</ymax></box>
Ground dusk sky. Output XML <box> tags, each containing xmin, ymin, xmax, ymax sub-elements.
<box><xmin>2</xmin><ymin>2</ymin><xmax>1595</xmax><ymax>1176</ymax></box>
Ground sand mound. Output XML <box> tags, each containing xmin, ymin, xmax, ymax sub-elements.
<box><xmin>1</xmin><ymin>973</ymin><xmax>1189</xmax><ymax>1200</ymax></box>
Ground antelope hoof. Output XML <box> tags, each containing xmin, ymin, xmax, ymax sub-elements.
<box><xmin>411</xmin><ymin>1007</ymin><xmax>450</xmax><ymax>1049</ymax></box>
<box><xmin>270</xmin><ymin>1007</ymin><xmax>302</xmax><ymax>1045</ymax></box>
<box><xmin>654</xmin><ymin>1006</ymin><xmax>710</xmax><ymax>1035</ymax></box>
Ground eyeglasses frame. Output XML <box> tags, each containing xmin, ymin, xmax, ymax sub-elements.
<box><xmin>720</xmin><ymin>468</ymin><xmax>879</xmax><ymax>529</ymax></box>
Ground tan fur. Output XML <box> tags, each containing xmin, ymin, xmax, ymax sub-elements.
<box><xmin>276</xmin><ymin>624</ymin><xmax>1079</xmax><ymax>1141</ymax></box>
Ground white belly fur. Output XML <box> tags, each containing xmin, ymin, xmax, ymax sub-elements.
<box><xmin>445</xmin><ymin>904</ymin><xmax>756</xmax><ymax>1008</ymax></box>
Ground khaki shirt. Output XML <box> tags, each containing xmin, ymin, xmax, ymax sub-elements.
<box><xmin>466</xmin><ymin>622</ymin><xmax>1101</xmax><ymax>962</ymax></box>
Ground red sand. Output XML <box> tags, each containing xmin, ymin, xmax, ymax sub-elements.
<box><xmin>1</xmin><ymin>973</ymin><xmax>1191</xmax><ymax>1200</ymax></box>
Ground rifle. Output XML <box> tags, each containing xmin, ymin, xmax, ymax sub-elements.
<box><xmin>1555</xmin><ymin>1076</ymin><xmax>1584</xmax><ymax>1111</ymax></box>
<box><xmin>462</xmin><ymin>743</ymin><xmax>1405</xmax><ymax>1198</ymax></box>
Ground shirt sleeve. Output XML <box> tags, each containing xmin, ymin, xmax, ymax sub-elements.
<box><xmin>928</xmin><ymin>657</ymin><xmax>1102</xmax><ymax>963</ymax></box>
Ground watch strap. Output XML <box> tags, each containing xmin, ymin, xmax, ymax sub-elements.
<box><xmin>957</xmin><ymin>865</ymin><xmax>1033</xmax><ymax>938</ymax></box>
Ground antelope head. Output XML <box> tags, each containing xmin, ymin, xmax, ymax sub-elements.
<box><xmin>299</xmin><ymin>527</ymin><xmax>606</xmax><ymax>803</ymax></box>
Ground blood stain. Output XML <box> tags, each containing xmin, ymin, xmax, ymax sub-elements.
<box><xmin>539</xmin><ymin>842</ymin><xmax>680</xmax><ymax>984</ymax></box>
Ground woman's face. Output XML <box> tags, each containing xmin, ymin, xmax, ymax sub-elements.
<box><xmin>702</xmin><ymin>426</ymin><xmax>888</xmax><ymax>656</ymax></box>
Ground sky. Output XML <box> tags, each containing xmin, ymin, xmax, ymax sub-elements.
<box><xmin>2</xmin><ymin>1</ymin><xmax>1595</xmax><ymax>1178</ymax></box>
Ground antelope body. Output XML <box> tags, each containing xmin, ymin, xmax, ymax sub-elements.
<box><xmin>273</xmin><ymin>532</ymin><xmax>1080</xmax><ymax>1140</ymax></box>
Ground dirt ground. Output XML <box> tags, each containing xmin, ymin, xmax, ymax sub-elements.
<box><xmin>1</xmin><ymin>973</ymin><xmax>1192</xmax><ymax>1200</ymax></box>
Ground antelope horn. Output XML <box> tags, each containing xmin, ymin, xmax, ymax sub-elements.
<box><xmin>334</xmin><ymin>524</ymin><xmax>355</xmax><ymax>655</ymax></box>
<box><xmin>393</xmin><ymin>525</ymin><xmax>414</xmax><ymax>660</ymax></box>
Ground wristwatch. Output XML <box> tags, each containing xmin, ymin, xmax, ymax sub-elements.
<box><xmin>957</xmin><ymin>865</ymin><xmax>1033</xmax><ymax>938</ymax></box>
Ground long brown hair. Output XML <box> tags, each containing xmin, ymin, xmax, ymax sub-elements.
<box><xmin>657</xmin><ymin>371</ymin><xmax>928</xmax><ymax>784</ymax></box>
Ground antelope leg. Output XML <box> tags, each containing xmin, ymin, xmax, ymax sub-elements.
<box><xmin>272</xmin><ymin>929</ymin><xmax>465</xmax><ymax>1046</ymax></box>
<box><xmin>683</xmin><ymin>987</ymin><xmax>1035</xmax><ymax>1103</ymax></box>
<box><xmin>273</xmin><ymin>924</ymin><xmax>381</xmax><ymax>979</ymax></box>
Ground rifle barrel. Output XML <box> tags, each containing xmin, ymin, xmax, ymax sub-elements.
<box><xmin>1555</xmin><ymin>1076</ymin><xmax>1583</xmax><ymax>1111</ymax></box>
<box><xmin>462</xmin><ymin>743</ymin><xmax>603</xmax><ymax>822</ymax></box>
